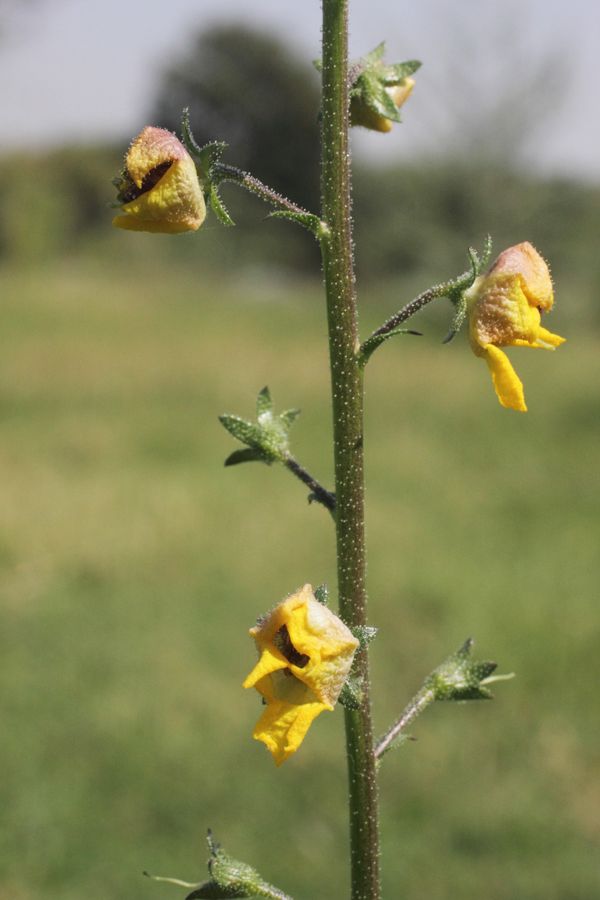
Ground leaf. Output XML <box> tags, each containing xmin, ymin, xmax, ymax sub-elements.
<box><xmin>314</xmin><ymin>583</ymin><xmax>329</xmax><ymax>606</ymax></box>
<box><xmin>425</xmin><ymin>638</ymin><xmax>506</xmax><ymax>702</ymax></box>
<box><xmin>362</xmin><ymin>42</ymin><xmax>387</xmax><ymax>65</ymax></box>
<box><xmin>200</xmin><ymin>141</ymin><xmax>228</xmax><ymax>172</ymax></box>
<box><xmin>256</xmin><ymin>386</ymin><xmax>274</xmax><ymax>418</ymax></box>
<box><xmin>265</xmin><ymin>210</ymin><xmax>322</xmax><ymax>236</ymax></box>
<box><xmin>380</xmin><ymin>732</ymin><xmax>414</xmax><ymax>756</ymax></box>
<box><xmin>350</xmin><ymin>625</ymin><xmax>378</xmax><ymax>649</ymax></box>
<box><xmin>210</xmin><ymin>185</ymin><xmax>235</xmax><ymax>226</ymax></box>
<box><xmin>442</xmin><ymin>295</ymin><xmax>468</xmax><ymax>344</ymax></box>
<box><xmin>224</xmin><ymin>448</ymin><xmax>266</xmax><ymax>467</ymax></box>
<box><xmin>181</xmin><ymin>108</ymin><xmax>204</xmax><ymax>158</ymax></box>
<box><xmin>382</xmin><ymin>59</ymin><xmax>422</xmax><ymax>83</ymax></box>
<box><xmin>218</xmin><ymin>415</ymin><xmax>263</xmax><ymax>447</ymax></box>
<box><xmin>279</xmin><ymin>408</ymin><xmax>301</xmax><ymax>429</ymax></box>
<box><xmin>358</xmin><ymin>328</ymin><xmax>422</xmax><ymax>369</ymax></box>
<box><xmin>338</xmin><ymin>675</ymin><xmax>363</xmax><ymax>710</ymax></box>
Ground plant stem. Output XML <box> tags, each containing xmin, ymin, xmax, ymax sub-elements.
<box><xmin>284</xmin><ymin>456</ymin><xmax>336</xmax><ymax>513</ymax></box>
<box><xmin>374</xmin><ymin>687</ymin><xmax>435</xmax><ymax>759</ymax></box>
<box><xmin>213</xmin><ymin>163</ymin><xmax>310</xmax><ymax>215</ymax></box>
<box><xmin>320</xmin><ymin>2</ymin><xmax>379</xmax><ymax>898</ymax></box>
<box><xmin>363</xmin><ymin>283</ymin><xmax>452</xmax><ymax>346</ymax></box>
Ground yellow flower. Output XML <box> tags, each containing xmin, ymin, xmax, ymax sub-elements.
<box><xmin>112</xmin><ymin>127</ymin><xmax>206</xmax><ymax>234</ymax></box>
<box><xmin>466</xmin><ymin>241</ymin><xmax>565</xmax><ymax>411</ymax></box>
<box><xmin>350</xmin><ymin>79</ymin><xmax>415</xmax><ymax>133</ymax></box>
<box><xmin>243</xmin><ymin>584</ymin><xmax>359</xmax><ymax>766</ymax></box>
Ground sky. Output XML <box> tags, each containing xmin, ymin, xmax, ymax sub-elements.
<box><xmin>0</xmin><ymin>0</ymin><xmax>598</xmax><ymax>179</ymax></box>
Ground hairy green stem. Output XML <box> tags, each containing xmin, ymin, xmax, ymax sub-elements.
<box><xmin>213</xmin><ymin>163</ymin><xmax>310</xmax><ymax>215</ymax></box>
<box><xmin>374</xmin><ymin>688</ymin><xmax>435</xmax><ymax>759</ymax></box>
<box><xmin>321</xmin><ymin>2</ymin><xmax>380</xmax><ymax>898</ymax></box>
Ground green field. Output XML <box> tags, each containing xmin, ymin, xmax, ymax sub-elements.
<box><xmin>0</xmin><ymin>255</ymin><xmax>598</xmax><ymax>900</ymax></box>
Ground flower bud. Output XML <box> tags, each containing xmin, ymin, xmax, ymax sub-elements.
<box><xmin>243</xmin><ymin>584</ymin><xmax>359</xmax><ymax>766</ymax></box>
<box><xmin>466</xmin><ymin>241</ymin><xmax>565</xmax><ymax>411</ymax></box>
<box><xmin>112</xmin><ymin>127</ymin><xmax>206</xmax><ymax>234</ymax></box>
<box><xmin>350</xmin><ymin>78</ymin><xmax>415</xmax><ymax>133</ymax></box>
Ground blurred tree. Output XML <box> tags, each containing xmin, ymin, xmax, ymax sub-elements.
<box><xmin>150</xmin><ymin>24</ymin><xmax>322</xmax><ymax>215</ymax></box>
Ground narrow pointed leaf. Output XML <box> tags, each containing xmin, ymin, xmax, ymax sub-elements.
<box><xmin>350</xmin><ymin>625</ymin><xmax>378</xmax><ymax>649</ymax></box>
<box><xmin>363</xmin><ymin>42</ymin><xmax>386</xmax><ymax>64</ymax></box>
<box><xmin>210</xmin><ymin>185</ymin><xmax>235</xmax><ymax>226</ymax></box>
<box><xmin>338</xmin><ymin>675</ymin><xmax>363</xmax><ymax>710</ymax></box>
<box><xmin>181</xmin><ymin>108</ymin><xmax>204</xmax><ymax>159</ymax></box>
<box><xmin>382</xmin><ymin>60</ymin><xmax>422</xmax><ymax>83</ymax></box>
<box><xmin>256</xmin><ymin>386</ymin><xmax>274</xmax><ymax>418</ymax></box>
<box><xmin>265</xmin><ymin>210</ymin><xmax>322</xmax><ymax>236</ymax></box>
<box><xmin>359</xmin><ymin>328</ymin><xmax>422</xmax><ymax>369</ymax></box>
<box><xmin>219</xmin><ymin>415</ymin><xmax>263</xmax><ymax>446</ymax></box>
<box><xmin>279</xmin><ymin>408</ymin><xmax>301</xmax><ymax>429</ymax></box>
<box><xmin>314</xmin><ymin>583</ymin><xmax>329</xmax><ymax>606</ymax></box>
<box><xmin>224</xmin><ymin>448</ymin><xmax>266</xmax><ymax>467</ymax></box>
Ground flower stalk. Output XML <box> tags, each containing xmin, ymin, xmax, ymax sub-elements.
<box><xmin>320</xmin><ymin>1</ymin><xmax>379</xmax><ymax>897</ymax></box>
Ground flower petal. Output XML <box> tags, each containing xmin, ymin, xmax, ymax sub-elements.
<box><xmin>113</xmin><ymin>158</ymin><xmax>206</xmax><ymax>234</ymax></box>
<box><xmin>242</xmin><ymin>644</ymin><xmax>289</xmax><ymax>690</ymax></box>
<box><xmin>483</xmin><ymin>344</ymin><xmax>527</xmax><ymax>412</ymax></box>
<box><xmin>252</xmin><ymin>697</ymin><xmax>330</xmax><ymax>767</ymax></box>
<box><xmin>125</xmin><ymin>126</ymin><xmax>189</xmax><ymax>189</ymax></box>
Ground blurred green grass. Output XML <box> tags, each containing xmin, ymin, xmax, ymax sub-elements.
<box><xmin>0</xmin><ymin>258</ymin><xmax>598</xmax><ymax>900</ymax></box>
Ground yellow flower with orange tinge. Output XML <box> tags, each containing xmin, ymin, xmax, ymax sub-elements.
<box><xmin>112</xmin><ymin>127</ymin><xmax>206</xmax><ymax>234</ymax></box>
<box><xmin>466</xmin><ymin>242</ymin><xmax>565</xmax><ymax>411</ymax></box>
<box><xmin>243</xmin><ymin>585</ymin><xmax>359</xmax><ymax>766</ymax></box>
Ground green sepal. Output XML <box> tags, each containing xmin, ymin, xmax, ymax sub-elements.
<box><xmin>182</xmin><ymin>109</ymin><xmax>234</xmax><ymax>226</ymax></box>
<box><xmin>358</xmin><ymin>328</ymin><xmax>422</xmax><ymax>369</ymax></box>
<box><xmin>381</xmin><ymin>60</ymin><xmax>421</xmax><ymax>83</ymax></box>
<box><xmin>425</xmin><ymin>638</ymin><xmax>505</xmax><ymax>702</ymax></box>
<box><xmin>220</xmin><ymin>387</ymin><xmax>301</xmax><ymax>466</ymax></box>
<box><xmin>181</xmin><ymin>108</ymin><xmax>204</xmax><ymax>159</ymax></box>
<box><xmin>256</xmin><ymin>385</ymin><xmax>274</xmax><ymax>418</ymax></box>
<box><xmin>349</xmin><ymin>43</ymin><xmax>422</xmax><ymax>124</ymax></box>
<box><xmin>200</xmin><ymin>142</ymin><xmax>228</xmax><ymax>175</ymax></box>
<box><xmin>210</xmin><ymin>184</ymin><xmax>235</xmax><ymax>226</ymax></box>
<box><xmin>224</xmin><ymin>448</ymin><xmax>266</xmax><ymax>467</ymax></box>
<box><xmin>360</xmin><ymin>236</ymin><xmax>494</xmax><ymax>365</ymax></box>
<box><xmin>279</xmin><ymin>408</ymin><xmax>301</xmax><ymax>428</ymax></box>
<box><xmin>314</xmin><ymin>583</ymin><xmax>329</xmax><ymax>606</ymax></box>
<box><xmin>350</xmin><ymin>625</ymin><xmax>378</xmax><ymax>649</ymax></box>
<box><xmin>265</xmin><ymin>210</ymin><xmax>322</xmax><ymax>236</ymax></box>
<box><xmin>442</xmin><ymin>295</ymin><xmax>468</xmax><ymax>344</ymax></box>
<box><xmin>443</xmin><ymin>234</ymin><xmax>492</xmax><ymax>343</ymax></box>
<box><xmin>338</xmin><ymin>675</ymin><xmax>363</xmax><ymax>710</ymax></box>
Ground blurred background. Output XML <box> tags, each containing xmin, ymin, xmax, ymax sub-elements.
<box><xmin>0</xmin><ymin>1</ymin><xmax>599</xmax><ymax>899</ymax></box>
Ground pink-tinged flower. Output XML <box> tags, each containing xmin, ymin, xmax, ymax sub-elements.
<box><xmin>243</xmin><ymin>585</ymin><xmax>359</xmax><ymax>766</ymax></box>
<box><xmin>112</xmin><ymin>127</ymin><xmax>205</xmax><ymax>234</ymax></box>
<box><xmin>466</xmin><ymin>242</ymin><xmax>565</xmax><ymax>411</ymax></box>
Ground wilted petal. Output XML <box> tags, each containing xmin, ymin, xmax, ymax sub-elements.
<box><xmin>467</xmin><ymin>242</ymin><xmax>565</xmax><ymax>410</ymax></box>
<box><xmin>244</xmin><ymin>585</ymin><xmax>359</xmax><ymax>764</ymax></box>
<box><xmin>113</xmin><ymin>127</ymin><xmax>206</xmax><ymax>234</ymax></box>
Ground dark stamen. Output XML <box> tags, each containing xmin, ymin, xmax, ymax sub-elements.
<box><xmin>273</xmin><ymin>624</ymin><xmax>310</xmax><ymax>668</ymax></box>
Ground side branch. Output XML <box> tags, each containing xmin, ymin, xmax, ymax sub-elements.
<box><xmin>374</xmin><ymin>687</ymin><xmax>434</xmax><ymax>759</ymax></box>
<box><xmin>363</xmin><ymin>283</ymin><xmax>451</xmax><ymax>348</ymax></box>
<box><xmin>285</xmin><ymin>457</ymin><xmax>336</xmax><ymax>513</ymax></box>
<box><xmin>213</xmin><ymin>163</ymin><xmax>310</xmax><ymax>216</ymax></box>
